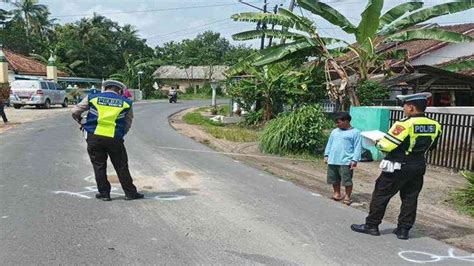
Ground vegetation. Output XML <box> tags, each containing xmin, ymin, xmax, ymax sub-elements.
<box><xmin>356</xmin><ymin>80</ymin><xmax>390</xmax><ymax>106</ymax></box>
<box><xmin>231</xmin><ymin>0</ymin><xmax>474</xmax><ymax>107</ymax></box>
<box><xmin>453</xmin><ymin>171</ymin><xmax>474</xmax><ymax>217</ymax></box>
<box><xmin>259</xmin><ymin>105</ymin><xmax>331</xmax><ymax>155</ymax></box>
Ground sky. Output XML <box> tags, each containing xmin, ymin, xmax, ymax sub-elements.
<box><xmin>1</xmin><ymin>0</ymin><xmax>473</xmax><ymax>49</ymax></box>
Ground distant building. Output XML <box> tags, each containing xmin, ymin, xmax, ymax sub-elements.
<box><xmin>153</xmin><ymin>65</ymin><xmax>228</xmax><ymax>92</ymax></box>
<box><xmin>4</xmin><ymin>49</ymin><xmax>68</xmax><ymax>81</ymax></box>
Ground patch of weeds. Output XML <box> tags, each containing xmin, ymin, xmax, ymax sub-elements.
<box><xmin>452</xmin><ymin>171</ymin><xmax>474</xmax><ymax>218</ymax></box>
<box><xmin>183</xmin><ymin>112</ymin><xmax>223</xmax><ymax>126</ymax></box>
<box><xmin>203</xmin><ymin>125</ymin><xmax>259</xmax><ymax>142</ymax></box>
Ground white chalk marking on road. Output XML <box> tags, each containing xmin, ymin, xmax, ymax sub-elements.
<box><xmin>151</xmin><ymin>238</ymin><xmax>158</xmax><ymax>241</ymax></box>
<box><xmin>154</xmin><ymin>195</ymin><xmax>186</xmax><ymax>201</ymax></box>
<box><xmin>156</xmin><ymin>146</ymin><xmax>316</xmax><ymax>162</ymax></box>
<box><xmin>2</xmin><ymin>216</ymin><xmax>8</xmax><ymax>219</ymax></box>
<box><xmin>23</xmin><ymin>184</ymin><xmax>28</xmax><ymax>188</ymax></box>
<box><xmin>53</xmin><ymin>191</ymin><xmax>92</xmax><ymax>199</ymax></box>
<box><xmin>278</xmin><ymin>179</ymin><xmax>289</xmax><ymax>183</ymax></box>
<box><xmin>398</xmin><ymin>248</ymin><xmax>474</xmax><ymax>263</ymax></box>
<box><xmin>311</xmin><ymin>193</ymin><xmax>322</xmax><ymax>197</ymax></box>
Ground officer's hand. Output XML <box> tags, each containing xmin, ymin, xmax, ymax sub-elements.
<box><xmin>350</xmin><ymin>161</ymin><xmax>357</xmax><ymax>169</ymax></box>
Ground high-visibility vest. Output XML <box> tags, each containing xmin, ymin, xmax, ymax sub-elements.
<box><xmin>377</xmin><ymin>114</ymin><xmax>442</xmax><ymax>162</ymax></box>
<box><xmin>84</xmin><ymin>92</ymin><xmax>132</xmax><ymax>139</ymax></box>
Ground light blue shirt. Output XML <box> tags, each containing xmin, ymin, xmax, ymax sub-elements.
<box><xmin>324</xmin><ymin>128</ymin><xmax>362</xmax><ymax>165</ymax></box>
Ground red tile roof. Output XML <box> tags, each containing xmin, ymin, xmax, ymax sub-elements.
<box><xmin>4</xmin><ymin>49</ymin><xmax>68</xmax><ymax>77</ymax></box>
<box><xmin>336</xmin><ymin>23</ymin><xmax>474</xmax><ymax>68</ymax></box>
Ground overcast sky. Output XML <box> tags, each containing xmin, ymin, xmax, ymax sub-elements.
<box><xmin>2</xmin><ymin>0</ymin><xmax>473</xmax><ymax>48</ymax></box>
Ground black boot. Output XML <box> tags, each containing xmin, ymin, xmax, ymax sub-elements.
<box><xmin>350</xmin><ymin>224</ymin><xmax>380</xmax><ymax>236</ymax></box>
<box><xmin>124</xmin><ymin>192</ymin><xmax>144</xmax><ymax>200</ymax></box>
<box><xmin>393</xmin><ymin>227</ymin><xmax>409</xmax><ymax>240</ymax></box>
<box><xmin>95</xmin><ymin>193</ymin><xmax>111</xmax><ymax>201</ymax></box>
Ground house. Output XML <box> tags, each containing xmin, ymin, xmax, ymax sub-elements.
<box><xmin>2</xmin><ymin>48</ymin><xmax>101</xmax><ymax>87</ymax></box>
<box><xmin>328</xmin><ymin>23</ymin><xmax>474</xmax><ymax>106</ymax></box>
<box><xmin>153</xmin><ymin>65</ymin><xmax>228</xmax><ymax>92</ymax></box>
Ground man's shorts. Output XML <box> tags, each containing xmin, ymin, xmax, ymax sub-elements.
<box><xmin>327</xmin><ymin>164</ymin><xmax>353</xmax><ymax>186</ymax></box>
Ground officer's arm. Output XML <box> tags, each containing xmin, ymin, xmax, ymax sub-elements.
<box><xmin>429</xmin><ymin>124</ymin><xmax>442</xmax><ymax>151</ymax></box>
<box><xmin>376</xmin><ymin>121</ymin><xmax>410</xmax><ymax>153</ymax></box>
<box><xmin>71</xmin><ymin>96</ymin><xmax>89</xmax><ymax>123</ymax></box>
<box><xmin>124</xmin><ymin>107</ymin><xmax>133</xmax><ymax>133</ymax></box>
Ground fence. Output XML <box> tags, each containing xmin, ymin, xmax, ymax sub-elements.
<box><xmin>390</xmin><ymin>110</ymin><xmax>473</xmax><ymax>171</ymax></box>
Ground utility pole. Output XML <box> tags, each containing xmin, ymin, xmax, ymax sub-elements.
<box><xmin>267</xmin><ymin>4</ymin><xmax>281</xmax><ymax>48</ymax></box>
<box><xmin>238</xmin><ymin>0</ymin><xmax>268</xmax><ymax>50</ymax></box>
<box><xmin>280</xmin><ymin>0</ymin><xmax>296</xmax><ymax>45</ymax></box>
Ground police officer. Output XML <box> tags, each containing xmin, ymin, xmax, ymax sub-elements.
<box><xmin>351</xmin><ymin>92</ymin><xmax>441</xmax><ymax>240</ymax></box>
<box><xmin>72</xmin><ymin>80</ymin><xmax>144</xmax><ymax>201</ymax></box>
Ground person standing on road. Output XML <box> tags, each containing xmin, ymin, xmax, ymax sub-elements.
<box><xmin>72</xmin><ymin>80</ymin><xmax>144</xmax><ymax>201</ymax></box>
<box><xmin>351</xmin><ymin>92</ymin><xmax>441</xmax><ymax>240</ymax></box>
<box><xmin>324</xmin><ymin>112</ymin><xmax>362</xmax><ymax>205</ymax></box>
<box><xmin>0</xmin><ymin>89</ymin><xmax>8</xmax><ymax>124</ymax></box>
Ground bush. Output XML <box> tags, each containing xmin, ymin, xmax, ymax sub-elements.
<box><xmin>356</xmin><ymin>80</ymin><xmax>390</xmax><ymax>106</ymax></box>
<box><xmin>453</xmin><ymin>171</ymin><xmax>474</xmax><ymax>217</ymax></box>
<box><xmin>241</xmin><ymin>110</ymin><xmax>263</xmax><ymax>127</ymax></box>
<box><xmin>259</xmin><ymin>104</ymin><xmax>331</xmax><ymax>155</ymax></box>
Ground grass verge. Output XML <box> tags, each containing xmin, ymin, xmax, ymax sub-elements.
<box><xmin>452</xmin><ymin>171</ymin><xmax>474</xmax><ymax>218</ymax></box>
<box><xmin>183</xmin><ymin>110</ymin><xmax>259</xmax><ymax>142</ymax></box>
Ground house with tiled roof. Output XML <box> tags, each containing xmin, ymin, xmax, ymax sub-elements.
<box><xmin>3</xmin><ymin>49</ymin><xmax>68</xmax><ymax>81</ymax></box>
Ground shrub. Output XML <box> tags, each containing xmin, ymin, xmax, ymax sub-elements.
<box><xmin>241</xmin><ymin>110</ymin><xmax>263</xmax><ymax>127</ymax></box>
<box><xmin>356</xmin><ymin>80</ymin><xmax>390</xmax><ymax>106</ymax></box>
<box><xmin>259</xmin><ymin>104</ymin><xmax>330</xmax><ymax>155</ymax></box>
<box><xmin>453</xmin><ymin>171</ymin><xmax>474</xmax><ymax>217</ymax></box>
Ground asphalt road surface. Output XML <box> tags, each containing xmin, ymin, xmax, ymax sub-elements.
<box><xmin>1</xmin><ymin>100</ymin><xmax>472</xmax><ymax>265</ymax></box>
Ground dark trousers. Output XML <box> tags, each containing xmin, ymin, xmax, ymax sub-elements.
<box><xmin>86</xmin><ymin>134</ymin><xmax>137</xmax><ymax>196</ymax></box>
<box><xmin>0</xmin><ymin>102</ymin><xmax>7</xmax><ymax>123</ymax></box>
<box><xmin>366</xmin><ymin>162</ymin><xmax>425</xmax><ymax>229</ymax></box>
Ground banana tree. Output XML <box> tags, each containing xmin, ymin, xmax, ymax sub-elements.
<box><xmin>231</xmin><ymin>0</ymin><xmax>473</xmax><ymax>107</ymax></box>
<box><xmin>298</xmin><ymin>0</ymin><xmax>474</xmax><ymax>80</ymax></box>
<box><xmin>231</xmin><ymin>8</ymin><xmax>360</xmax><ymax>107</ymax></box>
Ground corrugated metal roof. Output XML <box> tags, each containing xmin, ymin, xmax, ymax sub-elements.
<box><xmin>153</xmin><ymin>65</ymin><xmax>228</xmax><ymax>81</ymax></box>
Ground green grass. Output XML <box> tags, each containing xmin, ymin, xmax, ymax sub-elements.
<box><xmin>179</xmin><ymin>93</ymin><xmax>230</xmax><ymax>100</ymax></box>
<box><xmin>182</xmin><ymin>112</ymin><xmax>223</xmax><ymax>126</ymax></box>
<box><xmin>453</xmin><ymin>171</ymin><xmax>474</xmax><ymax>218</ymax></box>
<box><xmin>204</xmin><ymin>125</ymin><xmax>259</xmax><ymax>142</ymax></box>
<box><xmin>183</xmin><ymin>110</ymin><xmax>259</xmax><ymax>142</ymax></box>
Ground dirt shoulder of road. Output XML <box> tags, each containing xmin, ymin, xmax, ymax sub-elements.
<box><xmin>170</xmin><ymin>107</ymin><xmax>474</xmax><ymax>252</ymax></box>
<box><xmin>0</xmin><ymin>106</ymin><xmax>72</xmax><ymax>134</ymax></box>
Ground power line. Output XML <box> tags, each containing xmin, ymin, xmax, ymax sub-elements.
<box><xmin>147</xmin><ymin>18</ymin><xmax>231</xmax><ymax>39</ymax></box>
<box><xmin>51</xmin><ymin>2</ymin><xmax>260</xmax><ymax>18</ymax></box>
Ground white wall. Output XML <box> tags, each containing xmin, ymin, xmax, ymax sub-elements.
<box><xmin>412</xmin><ymin>42</ymin><xmax>474</xmax><ymax>66</ymax></box>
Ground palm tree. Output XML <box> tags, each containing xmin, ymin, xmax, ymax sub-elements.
<box><xmin>231</xmin><ymin>0</ymin><xmax>474</xmax><ymax>107</ymax></box>
<box><xmin>30</xmin><ymin>52</ymin><xmax>83</xmax><ymax>76</ymax></box>
<box><xmin>7</xmin><ymin>0</ymin><xmax>48</xmax><ymax>38</ymax></box>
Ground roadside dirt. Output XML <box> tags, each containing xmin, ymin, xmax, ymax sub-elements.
<box><xmin>170</xmin><ymin>107</ymin><xmax>474</xmax><ymax>252</ymax></box>
<box><xmin>0</xmin><ymin>106</ymin><xmax>72</xmax><ymax>134</ymax></box>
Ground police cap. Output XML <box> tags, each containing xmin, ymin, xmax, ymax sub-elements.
<box><xmin>396</xmin><ymin>92</ymin><xmax>432</xmax><ymax>103</ymax></box>
<box><xmin>103</xmin><ymin>80</ymin><xmax>126</xmax><ymax>91</ymax></box>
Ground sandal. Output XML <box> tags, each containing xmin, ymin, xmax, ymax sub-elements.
<box><xmin>343</xmin><ymin>198</ymin><xmax>352</xmax><ymax>205</ymax></box>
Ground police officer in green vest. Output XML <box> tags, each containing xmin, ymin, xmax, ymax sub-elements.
<box><xmin>351</xmin><ymin>92</ymin><xmax>441</xmax><ymax>240</ymax></box>
<box><xmin>72</xmin><ymin>80</ymin><xmax>144</xmax><ymax>201</ymax></box>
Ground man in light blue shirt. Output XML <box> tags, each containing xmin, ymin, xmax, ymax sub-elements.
<box><xmin>324</xmin><ymin>112</ymin><xmax>362</xmax><ymax>205</ymax></box>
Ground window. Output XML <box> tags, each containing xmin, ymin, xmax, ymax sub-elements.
<box><xmin>55</xmin><ymin>83</ymin><xmax>64</xmax><ymax>90</ymax></box>
<box><xmin>11</xmin><ymin>81</ymin><xmax>40</xmax><ymax>89</ymax></box>
<box><xmin>40</xmin><ymin>82</ymin><xmax>49</xmax><ymax>90</ymax></box>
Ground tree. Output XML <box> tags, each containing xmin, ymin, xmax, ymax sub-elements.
<box><xmin>231</xmin><ymin>8</ymin><xmax>358</xmax><ymax>108</ymax></box>
<box><xmin>231</xmin><ymin>0</ymin><xmax>474</xmax><ymax>107</ymax></box>
<box><xmin>7</xmin><ymin>0</ymin><xmax>48</xmax><ymax>40</ymax></box>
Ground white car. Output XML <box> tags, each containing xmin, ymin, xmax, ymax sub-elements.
<box><xmin>9</xmin><ymin>80</ymin><xmax>68</xmax><ymax>109</ymax></box>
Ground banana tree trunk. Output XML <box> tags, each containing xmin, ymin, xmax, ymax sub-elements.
<box><xmin>314</xmin><ymin>35</ymin><xmax>360</xmax><ymax>108</ymax></box>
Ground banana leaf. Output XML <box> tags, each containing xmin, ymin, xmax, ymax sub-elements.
<box><xmin>278</xmin><ymin>8</ymin><xmax>315</xmax><ymax>33</ymax></box>
<box><xmin>378</xmin><ymin>1</ymin><xmax>424</xmax><ymax>30</ymax></box>
<box><xmin>233</xmin><ymin>29</ymin><xmax>307</xmax><ymax>41</ymax></box>
<box><xmin>442</xmin><ymin>60</ymin><xmax>474</xmax><ymax>73</ymax></box>
<box><xmin>381</xmin><ymin>1</ymin><xmax>474</xmax><ymax>36</ymax></box>
<box><xmin>254</xmin><ymin>39</ymin><xmax>320</xmax><ymax>66</ymax></box>
<box><xmin>386</xmin><ymin>28</ymin><xmax>474</xmax><ymax>43</ymax></box>
<box><xmin>357</xmin><ymin>0</ymin><xmax>384</xmax><ymax>46</ymax></box>
<box><xmin>231</xmin><ymin>12</ymin><xmax>309</xmax><ymax>32</ymax></box>
<box><xmin>297</xmin><ymin>0</ymin><xmax>358</xmax><ymax>34</ymax></box>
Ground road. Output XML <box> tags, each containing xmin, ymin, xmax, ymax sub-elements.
<box><xmin>0</xmin><ymin>100</ymin><xmax>472</xmax><ymax>265</ymax></box>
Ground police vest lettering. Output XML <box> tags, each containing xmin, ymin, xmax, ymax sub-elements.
<box><xmin>414</xmin><ymin>124</ymin><xmax>436</xmax><ymax>134</ymax></box>
<box><xmin>97</xmin><ymin>97</ymin><xmax>124</xmax><ymax>108</ymax></box>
